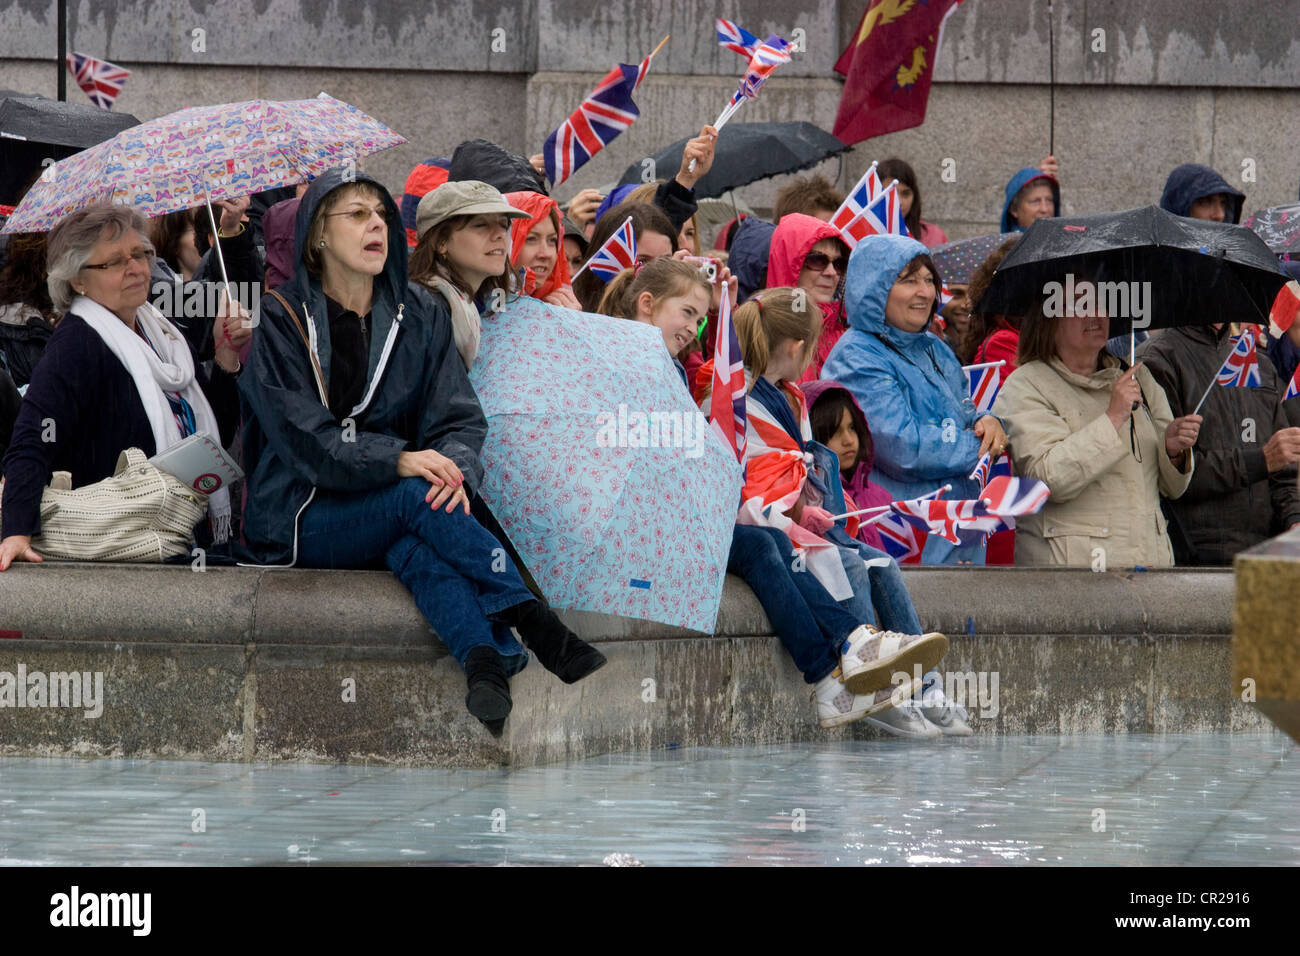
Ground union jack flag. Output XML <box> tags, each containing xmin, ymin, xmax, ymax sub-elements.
<box><xmin>66</xmin><ymin>52</ymin><xmax>130</xmax><ymax>110</ymax></box>
<box><xmin>839</xmin><ymin>180</ymin><xmax>910</xmax><ymax>248</ymax></box>
<box><xmin>543</xmin><ymin>56</ymin><xmax>653</xmax><ymax>187</ymax></box>
<box><xmin>708</xmin><ymin>291</ymin><xmax>747</xmax><ymax>462</ymax></box>
<box><xmin>1214</xmin><ymin>331</ymin><xmax>1262</xmax><ymax>388</ymax></box>
<box><xmin>729</xmin><ymin>34</ymin><xmax>792</xmax><ymax>106</ymax></box>
<box><xmin>579</xmin><ymin>216</ymin><xmax>636</xmax><ymax>282</ymax></box>
<box><xmin>963</xmin><ymin>475</ymin><xmax>1051</xmax><ymax>538</ymax></box>
<box><xmin>966</xmin><ymin>363</ymin><xmax>1002</xmax><ymax>413</ymax></box>
<box><xmin>1284</xmin><ymin>365</ymin><xmax>1300</xmax><ymax>401</ymax></box>
<box><xmin>875</xmin><ymin>510</ymin><xmax>926</xmax><ymax>561</ymax></box>
<box><xmin>716</xmin><ymin>18</ymin><xmax>760</xmax><ymax>58</ymax></box>
<box><xmin>891</xmin><ymin>497</ymin><xmax>974</xmax><ymax>544</ymax></box>
<box><xmin>830</xmin><ymin>163</ymin><xmax>883</xmax><ymax>236</ymax></box>
<box><xmin>967</xmin><ymin>451</ymin><xmax>1012</xmax><ymax>489</ymax></box>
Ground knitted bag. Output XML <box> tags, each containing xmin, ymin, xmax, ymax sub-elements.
<box><xmin>24</xmin><ymin>448</ymin><xmax>208</xmax><ymax>562</ymax></box>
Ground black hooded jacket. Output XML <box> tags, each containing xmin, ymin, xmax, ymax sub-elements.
<box><xmin>236</xmin><ymin>168</ymin><xmax>488</xmax><ymax>565</ymax></box>
<box><xmin>1159</xmin><ymin>164</ymin><xmax>1245</xmax><ymax>224</ymax></box>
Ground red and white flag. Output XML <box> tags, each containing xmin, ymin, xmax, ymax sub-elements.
<box><xmin>66</xmin><ymin>52</ymin><xmax>130</xmax><ymax>110</ymax></box>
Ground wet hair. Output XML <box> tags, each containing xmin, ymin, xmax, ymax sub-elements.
<box><xmin>302</xmin><ymin>181</ymin><xmax>388</xmax><ymax>277</ymax></box>
<box><xmin>596</xmin><ymin>257</ymin><xmax>709</xmax><ymax>319</ymax></box>
<box><xmin>733</xmin><ymin>286</ymin><xmax>822</xmax><ymax>384</ymax></box>
<box><xmin>46</xmin><ymin>203</ymin><xmax>152</xmax><ymax>313</ymax></box>
<box><xmin>409</xmin><ymin>212</ymin><xmax>517</xmax><ymax>303</ymax></box>
<box><xmin>774</xmin><ymin>175</ymin><xmax>845</xmax><ymax>222</ymax></box>
<box><xmin>958</xmin><ymin>236</ymin><xmax>1022</xmax><ymax>363</ymax></box>
<box><xmin>0</xmin><ymin>232</ymin><xmax>55</xmax><ymax>318</ymax></box>
<box><xmin>809</xmin><ymin>389</ymin><xmax>872</xmax><ymax>472</ymax></box>
<box><xmin>573</xmin><ymin>200</ymin><xmax>677</xmax><ymax>311</ymax></box>
<box><xmin>149</xmin><ymin>207</ymin><xmax>200</xmax><ymax>277</ymax></box>
<box><xmin>877</xmin><ymin>159</ymin><xmax>922</xmax><ymax>238</ymax></box>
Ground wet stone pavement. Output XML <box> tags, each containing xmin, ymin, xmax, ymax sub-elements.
<box><xmin>0</xmin><ymin>734</ymin><xmax>1295</xmax><ymax>866</ymax></box>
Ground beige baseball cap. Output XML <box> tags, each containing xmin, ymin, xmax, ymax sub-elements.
<box><xmin>416</xmin><ymin>180</ymin><xmax>530</xmax><ymax>238</ymax></box>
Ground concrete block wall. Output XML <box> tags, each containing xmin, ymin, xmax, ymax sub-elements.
<box><xmin>3</xmin><ymin>1</ymin><xmax>1296</xmax><ymax>239</ymax></box>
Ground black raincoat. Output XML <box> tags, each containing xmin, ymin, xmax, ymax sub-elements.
<box><xmin>236</xmin><ymin>167</ymin><xmax>488</xmax><ymax>565</ymax></box>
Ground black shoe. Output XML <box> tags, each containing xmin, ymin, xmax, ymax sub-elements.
<box><xmin>464</xmin><ymin>646</ymin><xmax>512</xmax><ymax>732</ymax></box>
<box><xmin>498</xmin><ymin>600</ymin><xmax>607</xmax><ymax>684</ymax></box>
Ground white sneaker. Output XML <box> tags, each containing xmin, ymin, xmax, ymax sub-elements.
<box><xmin>864</xmin><ymin>698</ymin><xmax>942</xmax><ymax>738</ymax></box>
<box><xmin>919</xmin><ymin>685</ymin><xmax>974</xmax><ymax>736</ymax></box>
<box><xmin>840</xmin><ymin>624</ymin><xmax>949</xmax><ymax>696</ymax></box>
<box><xmin>812</xmin><ymin>668</ymin><xmax>915</xmax><ymax>729</ymax></box>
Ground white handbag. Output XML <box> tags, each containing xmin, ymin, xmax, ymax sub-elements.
<box><xmin>24</xmin><ymin>447</ymin><xmax>209</xmax><ymax>562</ymax></box>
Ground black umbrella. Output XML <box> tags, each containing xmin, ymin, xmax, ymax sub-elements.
<box><xmin>0</xmin><ymin>90</ymin><xmax>140</xmax><ymax>206</ymax></box>
<box><xmin>616</xmin><ymin>121</ymin><xmax>851</xmax><ymax>200</ymax></box>
<box><xmin>1242</xmin><ymin>202</ymin><xmax>1300</xmax><ymax>255</ymax></box>
<box><xmin>975</xmin><ymin>205</ymin><xmax>1288</xmax><ymax>338</ymax></box>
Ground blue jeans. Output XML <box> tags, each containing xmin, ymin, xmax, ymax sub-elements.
<box><xmin>728</xmin><ymin>524</ymin><xmax>864</xmax><ymax>684</ymax></box>
<box><xmin>297</xmin><ymin>477</ymin><xmax>533</xmax><ymax>675</ymax></box>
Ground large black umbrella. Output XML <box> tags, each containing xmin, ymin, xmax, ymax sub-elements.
<box><xmin>975</xmin><ymin>205</ymin><xmax>1288</xmax><ymax>338</ymax></box>
<box><xmin>616</xmin><ymin>121</ymin><xmax>851</xmax><ymax>200</ymax></box>
<box><xmin>0</xmin><ymin>90</ymin><xmax>140</xmax><ymax>206</ymax></box>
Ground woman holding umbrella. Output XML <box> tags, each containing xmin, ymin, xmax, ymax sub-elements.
<box><xmin>991</xmin><ymin>281</ymin><xmax>1201</xmax><ymax>568</ymax></box>
<box><xmin>237</xmin><ymin>168</ymin><xmax>605</xmax><ymax>738</ymax></box>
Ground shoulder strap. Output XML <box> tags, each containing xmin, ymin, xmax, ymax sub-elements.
<box><xmin>266</xmin><ymin>288</ymin><xmax>327</xmax><ymax>406</ymax></box>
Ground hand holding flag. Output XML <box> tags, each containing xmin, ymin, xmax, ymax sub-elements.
<box><xmin>690</xmin><ymin>20</ymin><xmax>792</xmax><ymax>171</ymax></box>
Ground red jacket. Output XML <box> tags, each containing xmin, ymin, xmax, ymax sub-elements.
<box><xmin>766</xmin><ymin>214</ymin><xmax>849</xmax><ymax>384</ymax></box>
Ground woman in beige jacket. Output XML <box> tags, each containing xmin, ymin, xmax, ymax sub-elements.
<box><xmin>992</xmin><ymin>294</ymin><xmax>1203</xmax><ymax>568</ymax></box>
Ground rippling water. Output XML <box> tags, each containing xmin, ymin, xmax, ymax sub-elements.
<box><xmin>1</xmin><ymin>735</ymin><xmax>1295</xmax><ymax>866</ymax></box>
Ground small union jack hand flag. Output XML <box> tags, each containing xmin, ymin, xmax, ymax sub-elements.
<box><xmin>729</xmin><ymin>34</ymin><xmax>792</xmax><ymax>106</ymax></box>
<box><xmin>1214</xmin><ymin>330</ymin><xmax>1262</xmax><ymax>388</ymax></box>
<box><xmin>575</xmin><ymin>216</ymin><xmax>636</xmax><ymax>283</ymax></box>
<box><xmin>716</xmin><ymin>18</ymin><xmax>760</xmax><ymax>58</ymax></box>
<box><xmin>1284</xmin><ymin>364</ymin><xmax>1300</xmax><ymax>402</ymax></box>
<box><xmin>66</xmin><ymin>52</ymin><xmax>130</xmax><ymax>110</ymax></box>
<box><xmin>543</xmin><ymin>51</ymin><xmax>657</xmax><ymax>187</ymax></box>
<box><xmin>830</xmin><ymin>163</ymin><xmax>883</xmax><ymax>235</ymax></box>
<box><xmin>708</xmin><ymin>290</ymin><xmax>747</xmax><ymax>462</ymax></box>
<box><xmin>965</xmin><ymin>363</ymin><xmax>1003</xmax><ymax>413</ymax></box>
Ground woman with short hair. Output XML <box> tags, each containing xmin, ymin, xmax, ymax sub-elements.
<box><xmin>0</xmin><ymin>203</ymin><xmax>241</xmax><ymax>569</ymax></box>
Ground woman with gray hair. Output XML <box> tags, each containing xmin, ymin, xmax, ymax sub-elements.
<box><xmin>0</xmin><ymin>203</ymin><xmax>242</xmax><ymax>570</ymax></box>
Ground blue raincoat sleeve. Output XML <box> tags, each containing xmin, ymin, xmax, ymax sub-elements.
<box><xmin>239</xmin><ymin>295</ymin><xmax>407</xmax><ymax>492</ymax></box>
<box><xmin>825</xmin><ymin>340</ymin><xmax>984</xmax><ymax>484</ymax></box>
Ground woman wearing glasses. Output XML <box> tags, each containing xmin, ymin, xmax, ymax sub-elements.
<box><xmin>822</xmin><ymin>233</ymin><xmax>1009</xmax><ymax>565</ymax></box>
<box><xmin>0</xmin><ymin>203</ymin><xmax>241</xmax><ymax>570</ymax></box>
<box><xmin>764</xmin><ymin>213</ymin><xmax>851</xmax><ymax>383</ymax></box>
<box><xmin>236</xmin><ymin>169</ymin><xmax>605</xmax><ymax>738</ymax></box>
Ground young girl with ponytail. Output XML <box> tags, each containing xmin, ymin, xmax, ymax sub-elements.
<box><xmin>598</xmin><ymin>259</ymin><xmax>942</xmax><ymax>730</ymax></box>
<box><xmin>731</xmin><ymin>288</ymin><xmax>970</xmax><ymax>736</ymax></box>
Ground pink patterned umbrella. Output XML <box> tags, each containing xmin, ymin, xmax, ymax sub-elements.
<box><xmin>1</xmin><ymin>93</ymin><xmax>405</xmax><ymax>234</ymax></box>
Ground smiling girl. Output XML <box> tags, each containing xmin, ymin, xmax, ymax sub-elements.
<box><xmin>503</xmin><ymin>191</ymin><xmax>579</xmax><ymax>310</ymax></box>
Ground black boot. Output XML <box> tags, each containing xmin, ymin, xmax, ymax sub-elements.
<box><xmin>464</xmin><ymin>646</ymin><xmax>512</xmax><ymax>737</ymax></box>
<box><xmin>497</xmin><ymin>601</ymin><xmax>607</xmax><ymax>684</ymax></box>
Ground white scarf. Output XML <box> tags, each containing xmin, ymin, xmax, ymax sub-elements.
<box><xmin>422</xmin><ymin>272</ymin><xmax>481</xmax><ymax>370</ymax></box>
<box><xmin>72</xmin><ymin>295</ymin><xmax>232</xmax><ymax>543</ymax></box>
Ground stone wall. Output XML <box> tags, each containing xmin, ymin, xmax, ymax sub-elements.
<box><xmin>3</xmin><ymin>0</ymin><xmax>1297</xmax><ymax>238</ymax></box>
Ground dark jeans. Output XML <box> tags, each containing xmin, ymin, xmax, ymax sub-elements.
<box><xmin>728</xmin><ymin>524</ymin><xmax>864</xmax><ymax>684</ymax></box>
<box><xmin>297</xmin><ymin>477</ymin><xmax>532</xmax><ymax>675</ymax></box>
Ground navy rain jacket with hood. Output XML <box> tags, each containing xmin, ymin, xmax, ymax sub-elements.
<box><xmin>727</xmin><ymin>216</ymin><xmax>776</xmax><ymax>303</ymax></box>
<box><xmin>237</xmin><ymin>167</ymin><xmax>488</xmax><ymax>565</ymax></box>
<box><xmin>1001</xmin><ymin>168</ymin><xmax>1061</xmax><ymax>233</ymax></box>
<box><xmin>1158</xmin><ymin>163</ymin><xmax>1245</xmax><ymax>224</ymax></box>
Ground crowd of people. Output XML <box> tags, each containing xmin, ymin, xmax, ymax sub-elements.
<box><xmin>1</xmin><ymin>123</ymin><xmax>1297</xmax><ymax>740</ymax></box>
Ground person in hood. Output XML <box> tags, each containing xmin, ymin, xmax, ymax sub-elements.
<box><xmin>766</xmin><ymin>213</ymin><xmax>850</xmax><ymax>383</ymax></box>
<box><xmin>560</xmin><ymin>215</ymin><xmax>588</xmax><ymax>277</ymax></box>
<box><xmin>1158</xmin><ymin>163</ymin><xmax>1245</xmax><ymax>224</ymax></box>
<box><xmin>236</xmin><ymin>168</ymin><xmax>605</xmax><ymax>738</ymax></box>
<box><xmin>1001</xmin><ymin>161</ymin><xmax>1061</xmax><ymax>233</ymax></box>
<box><xmin>447</xmin><ymin>139</ymin><xmax>548</xmax><ymax>196</ymax></box>
<box><xmin>409</xmin><ymin>180</ymin><xmax>529</xmax><ymax>371</ymax></box>
<box><xmin>822</xmin><ymin>234</ymin><xmax>1008</xmax><ymax>564</ymax></box>
<box><xmin>503</xmin><ymin>191</ymin><xmax>579</xmax><ymax>309</ymax></box>
<box><xmin>728</xmin><ymin>216</ymin><xmax>776</xmax><ymax>304</ymax></box>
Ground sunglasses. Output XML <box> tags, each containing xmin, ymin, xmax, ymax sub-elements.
<box><xmin>803</xmin><ymin>252</ymin><xmax>846</xmax><ymax>273</ymax></box>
